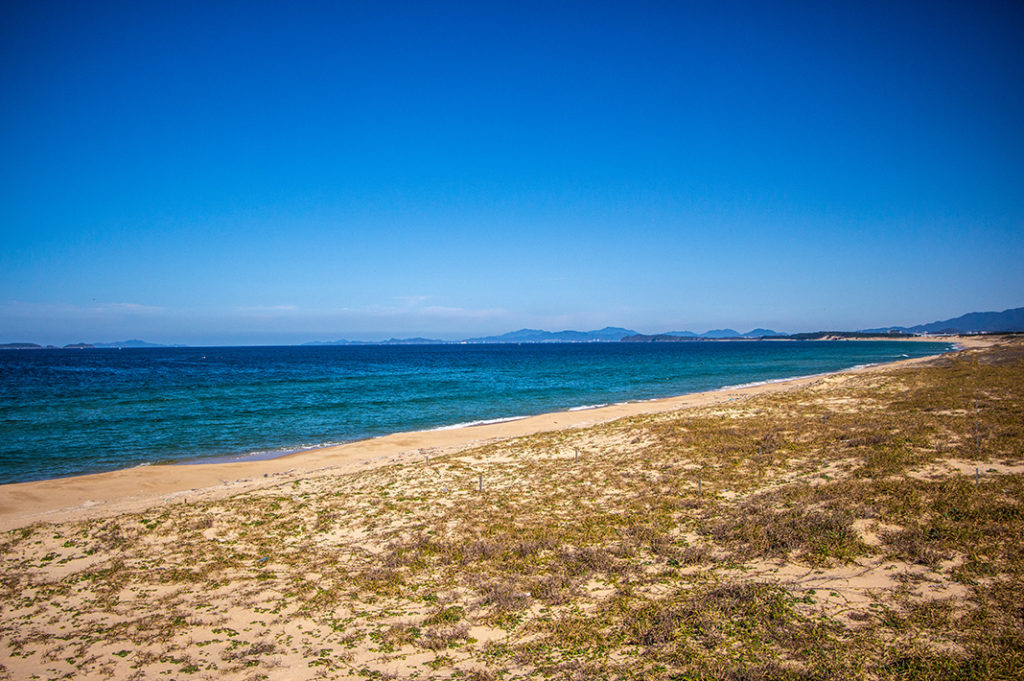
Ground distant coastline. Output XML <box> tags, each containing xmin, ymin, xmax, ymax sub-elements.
<box><xmin>2</xmin><ymin>305</ymin><xmax>1022</xmax><ymax>349</ymax></box>
<box><xmin>0</xmin><ymin>339</ymin><xmax>184</xmax><ymax>350</ymax></box>
<box><xmin>0</xmin><ymin>332</ymin><xmax>1015</xmax><ymax>351</ymax></box>
<box><xmin>0</xmin><ymin>334</ymin><xmax>958</xmax><ymax>350</ymax></box>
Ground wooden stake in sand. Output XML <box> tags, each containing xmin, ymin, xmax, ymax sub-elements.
<box><xmin>975</xmin><ymin>400</ymin><xmax>982</xmax><ymax>454</ymax></box>
<box><xmin>698</xmin><ymin>475</ymin><xmax>702</xmax><ymax>496</ymax></box>
<box><xmin>478</xmin><ymin>474</ymin><xmax>483</xmax><ymax>493</ymax></box>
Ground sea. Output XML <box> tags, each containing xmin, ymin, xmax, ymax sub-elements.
<box><xmin>0</xmin><ymin>340</ymin><xmax>952</xmax><ymax>485</ymax></box>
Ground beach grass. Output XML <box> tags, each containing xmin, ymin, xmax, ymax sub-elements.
<box><xmin>1</xmin><ymin>338</ymin><xmax>1023</xmax><ymax>680</ymax></box>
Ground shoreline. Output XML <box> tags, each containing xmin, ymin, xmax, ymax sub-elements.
<box><xmin>172</xmin><ymin>369</ymin><xmax>859</xmax><ymax>468</ymax></box>
<box><xmin>155</xmin><ymin>341</ymin><xmax>964</xmax><ymax>467</ymax></box>
<box><xmin>0</xmin><ymin>337</ymin><xmax>973</xmax><ymax>532</ymax></box>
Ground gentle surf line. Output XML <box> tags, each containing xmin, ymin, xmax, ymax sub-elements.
<box><xmin>175</xmin><ymin>348</ymin><xmax>954</xmax><ymax>469</ymax></box>
<box><xmin>0</xmin><ymin>340</ymin><xmax>975</xmax><ymax>533</ymax></box>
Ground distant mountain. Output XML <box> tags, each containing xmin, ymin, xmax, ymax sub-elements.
<box><xmin>91</xmin><ymin>339</ymin><xmax>178</xmax><ymax>348</ymax></box>
<box><xmin>305</xmin><ymin>328</ymin><xmax>639</xmax><ymax>345</ymax></box>
<box><xmin>662</xmin><ymin>328</ymin><xmax>781</xmax><ymax>339</ymax></box>
<box><xmin>2</xmin><ymin>339</ymin><xmax>186</xmax><ymax>350</ymax></box>
<box><xmin>464</xmin><ymin>327</ymin><xmax>639</xmax><ymax>343</ymax></box>
<box><xmin>303</xmin><ymin>337</ymin><xmax>448</xmax><ymax>346</ymax></box>
<box><xmin>16</xmin><ymin>307</ymin><xmax>1016</xmax><ymax>352</ymax></box>
<box><xmin>302</xmin><ymin>339</ymin><xmax>362</xmax><ymax>346</ymax></box>
<box><xmin>381</xmin><ymin>337</ymin><xmax>448</xmax><ymax>345</ymax></box>
<box><xmin>862</xmin><ymin>307</ymin><xmax>1024</xmax><ymax>335</ymax></box>
<box><xmin>702</xmin><ymin>328</ymin><xmax>741</xmax><ymax>339</ymax></box>
<box><xmin>305</xmin><ymin>326</ymin><xmax>791</xmax><ymax>346</ymax></box>
<box><xmin>789</xmin><ymin>331</ymin><xmax>915</xmax><ymax>340</ymax></box>
<box><xmin>621</xmin><ymin>334</ymin><xmax>698</xmax><ymax>343</ymax></box>
<box><xmin>0</xmin><ymin>342</ymin><xmax>45</xmax><ymax>350</ymax></box>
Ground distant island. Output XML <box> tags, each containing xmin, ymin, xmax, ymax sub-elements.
<box><xmin>0</xmin><ymin>339</ymin><xmax>186</xmax><ymax>351</ymax></box>
<box><xmin>2</xmin><ymin>306</ymin><xmax>1022</xmax><ymax>350</ymax></box>
<box><xmin>621</xmin><ymin>330</ymin><xmax>919</xmax><ymax>342</ymax></box>
<box><xmin>304</xmin><ymin>327</ymin><xmax>642</xmax><ymax>346</ymax></box>
<box><xmin>306</xmin><ymin>307</ymin><xmax>1023</xmax><ymax>346</ymax></box>
<box><xmin>861</xmin><ymin>306</ymin><xmax>1024</xmax><ymax>335</ymax></box>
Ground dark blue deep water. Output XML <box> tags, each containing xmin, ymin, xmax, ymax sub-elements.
<box><xmin>0</xmin><ymin>341</ymin><xmax>951</xmax><ymax>484</ymax></box>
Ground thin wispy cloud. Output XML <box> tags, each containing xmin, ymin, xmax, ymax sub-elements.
<box><xmin>93</xmin><ymin>302</ymin><xmax>166</xmax><ymax>314</ymax></box>
<box><xmin>324</xmin><ymin>297</ymin><xmax>509</xmax><ymax>323</ymax></box>
<box><xmin>392</xmin><ymin>295</ymin><xmax>432</xmax><ymax>307</ymax></box>
<box><xmin>1</xmin><ymin>301</ymin><xmax>166</xmax><ymax>318</ymax></box>
<box><xmin>235</xmin><ymin>305</ymin><xmax>302</xmax><ymax>313</ymax></box>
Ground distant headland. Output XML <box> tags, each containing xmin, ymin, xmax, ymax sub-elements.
<box><xmin>0</xmin><ymin>339</ymin><xmax>187</xmax><ymax>350</ymax></box>
<box><xmin>2</xmin><ymin>306</ymin><xmax>1021</xmax><ymax>350</ymax></box>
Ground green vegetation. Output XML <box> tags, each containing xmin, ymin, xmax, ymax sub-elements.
<box><xmin>1</xmin><ymin>340</ymin><xmax>1022</xmax><ymax>679</ymax></box>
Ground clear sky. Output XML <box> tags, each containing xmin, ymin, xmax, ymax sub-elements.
<box><xmin>2</xmin><ymin>1</ymin><xmax>1022</xmax><ymax>345</ymax></box>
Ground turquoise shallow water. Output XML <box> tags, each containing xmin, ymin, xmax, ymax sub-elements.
<box><xmin>0</xmin><ymin>341</ymin><xmax>951</xmax><ymax>484</ymax></box>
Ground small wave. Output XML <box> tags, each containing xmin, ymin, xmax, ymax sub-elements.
<box><xmin>568</xmin><ymin>403</ymin><xmax>609</xmax><ymax>411</ymax></box>
<box><xmin>177</xmin><ymin>440</ymin><xmax>351</xmax><ymax>466</ymax></box>
<box><xmin>177</xmin><ymin>447</ymin><xmax>302</xmax><ymax>466</ymax></box>
<box><xmin>718</xmin><ymin>371</ymin><xmax>831</xmax><ymax>391</ymax></box>
<box><xmin>430</xmin><ymin>415</ymin><xmax>529</xmax><ymax>431</ymax></box>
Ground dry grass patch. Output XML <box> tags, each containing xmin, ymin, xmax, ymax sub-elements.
<box><xmin>2</xmin><ymin>338</ymin><xmax>1023</xmax><ymax>679</ymax></box>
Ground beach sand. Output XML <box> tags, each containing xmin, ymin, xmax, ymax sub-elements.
<box><xmin>0</xmin><ymin>336</ymin><xmax>971</xmax><ymax>532</ymax></box>
<box><xmin>3</xmin><ymin>334</ymin><xmax>1021</xmax><ymax>681</ymax></box>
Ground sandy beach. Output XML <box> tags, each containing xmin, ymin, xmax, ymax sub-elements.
<box><xmin>6</xmin><ymin>1</ymin><xmax>1022</xmax><ymax>677</ymax></box>
<box><xmin>0</xmin><ymin>336</ymin><xmax>969</xmax><ymax>532</ymax></box>
<box><xmin>3</xmin><ymin>334</ymin><xmax>1021</xmax><ymax>681</ymax></box>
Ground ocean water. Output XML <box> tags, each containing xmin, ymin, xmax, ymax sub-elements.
<box><xmin>0</xmin><ymin>341</ymin><xmax>951</xmax><ymax>484</ymax></box>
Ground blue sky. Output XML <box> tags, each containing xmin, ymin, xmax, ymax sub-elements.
<box><xmin>2</xmin><ymin>1</ymin><xmax>1022</xmax><ymax>345</ymax></box>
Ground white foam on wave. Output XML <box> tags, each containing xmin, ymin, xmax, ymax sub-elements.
<box><xmin>178</xmin><ymin>440</ymin><xmax>352</xmax><ymax>466</ymax></box>
<box><xmin>430</xmin><ymin>415</ymin><xmax>530</xmax><ymax>431</ymax></box>
<box><xmin>715</xmin><ymin>357</ymin><xmax>917</xmax><ymax>392</ymax></box>
<box><xmin>717</xmin><ymin>371</ymin><xmax>832</xmax><ymax>391</ymax></box>
<box><xmin>178</xmin><ymin>350</ymin><xmax>955</xmax><ymax>468</ymax></box>
<box><xmin>568</xmin><ymin>403</ymin><xmax>609</xmax><ymax>411</ymax></box>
